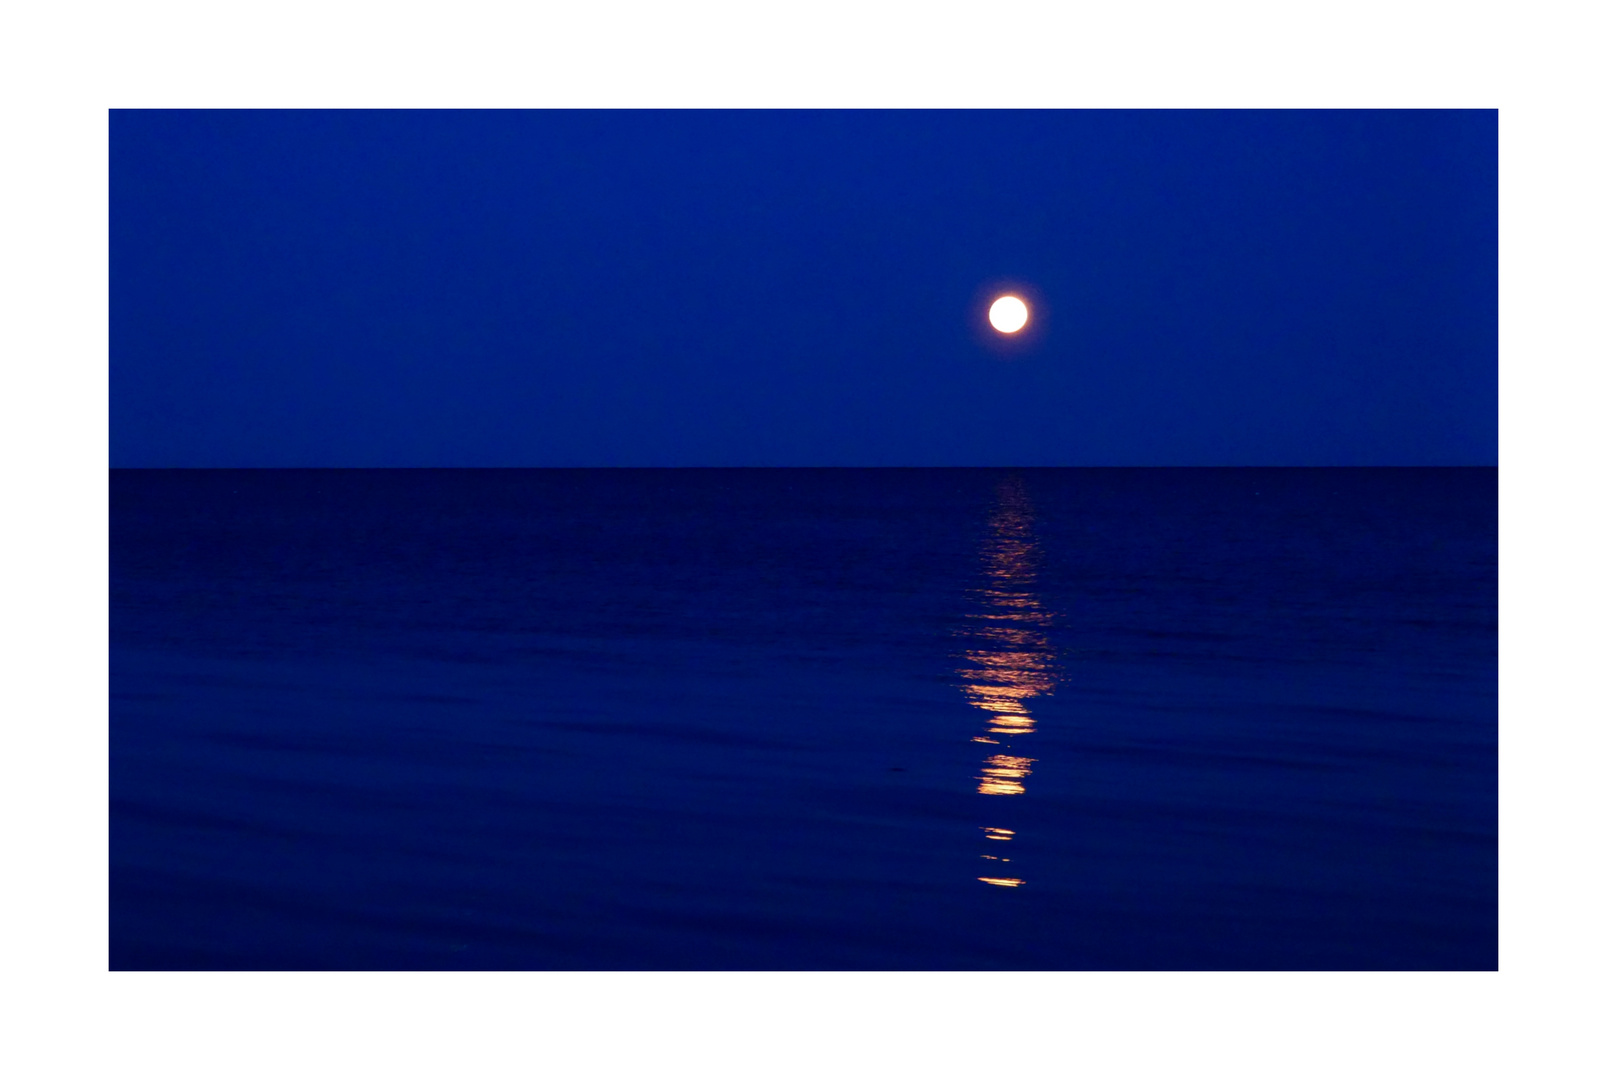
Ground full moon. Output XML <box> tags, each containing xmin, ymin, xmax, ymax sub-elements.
<box><xmin>988</xmin><ymin>295</ymin><xmax>1029</xmax><ymax>334</ymax></box>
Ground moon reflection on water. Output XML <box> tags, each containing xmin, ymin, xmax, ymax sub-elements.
<box><xmin>959</xmin><ymin>475</ymin><xmax>1057</xmax><ymax>887</ymax></box>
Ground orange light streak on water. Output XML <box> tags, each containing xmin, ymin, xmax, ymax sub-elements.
<box><xmin>961</xmin><ymin>476</ymin><xmax>1059</xmax><ymax>886</ymax></box>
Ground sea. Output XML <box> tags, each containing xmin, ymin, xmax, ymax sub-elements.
<box><xmin>109</xmin><ymin>468</ymin><xmax>1497</xmax><ymax>970</ymax></box>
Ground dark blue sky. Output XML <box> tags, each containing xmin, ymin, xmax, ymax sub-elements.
<box><xmin>111</xmin><ymin>110</ymin><xmax>1495</xmax><ymax>467</ymax></box>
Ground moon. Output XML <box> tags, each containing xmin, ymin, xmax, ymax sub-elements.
<box><xmin>988</xmin><ymin>295</ymin><xmax>1029</xmax><ymax>334</ymax></box>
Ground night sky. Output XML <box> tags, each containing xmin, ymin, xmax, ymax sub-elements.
<box><xmin>111</xmin><ymin>110</ymin><xmax>1496</xmax><ymax>467</ymax></box>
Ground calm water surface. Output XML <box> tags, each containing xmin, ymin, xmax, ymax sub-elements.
<box><xmin>110</xmin><ymin>468</ymin><xmax>1497</xmax><ymax>969</ymax></box>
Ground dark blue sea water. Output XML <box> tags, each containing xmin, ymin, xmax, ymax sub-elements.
<box><xmin>110</xmin><ymin>468</ymin><xmax>1497</xmax><ymax>969</ymax></box>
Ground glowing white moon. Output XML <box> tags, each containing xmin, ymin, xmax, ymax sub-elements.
<box><xmin>988</xmin><ymin>295</ymin><xmax>1029</xmax><ymax>333</ymax></box>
